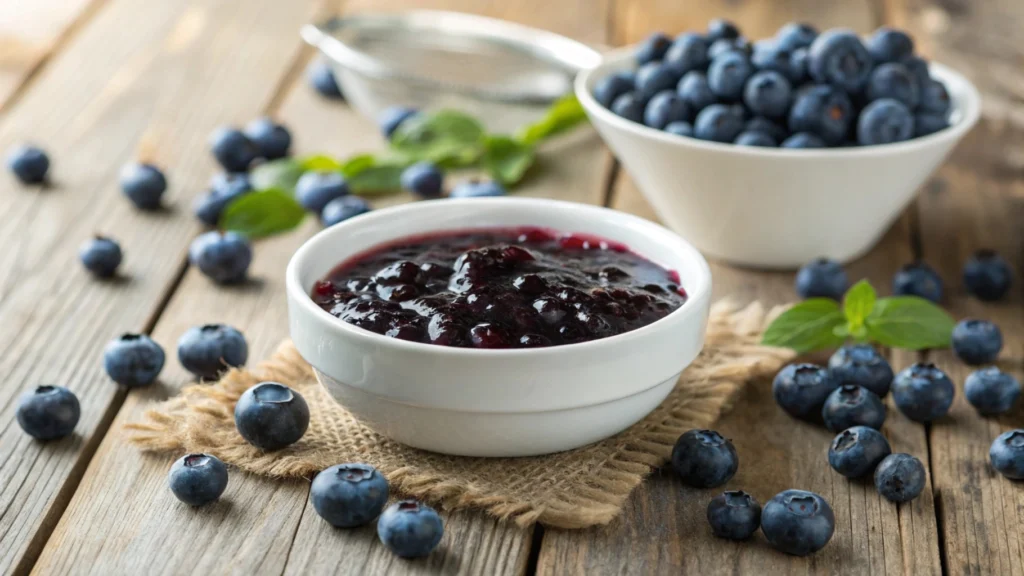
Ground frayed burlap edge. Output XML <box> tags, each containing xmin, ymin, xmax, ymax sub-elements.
<box><xmin>125</xmin><ymin>300</ymin><xmax>794</xmax><ymax>529</ymax></box>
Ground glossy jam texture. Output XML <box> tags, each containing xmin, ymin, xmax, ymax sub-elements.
<box><xmin>311</xmin><ymin>227</ymin><xmax>687</xmax><ymax>349</ymax></box>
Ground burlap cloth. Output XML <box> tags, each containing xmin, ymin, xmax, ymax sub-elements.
<box><xmin>126</xmin><ymin>300</ymin><xmax>793</xmax><ymax>529</ymax></box>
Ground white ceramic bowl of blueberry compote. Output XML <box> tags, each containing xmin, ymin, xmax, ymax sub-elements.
<box><xmin>286</xmin><ymin>198</ymin><xmax>711</xmax><ymax>457</ymax></box>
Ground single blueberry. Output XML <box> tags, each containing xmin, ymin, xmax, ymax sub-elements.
<box><xmin>828</xmin><ymin>344</ymin><xmax>894</xmax><ymax>397</ymax></box>
<box><xmin>866</xmin><ymin>27</ymin><xmax>915</xmax><ymax>63</ymax></box>
<box><xmin>781</xmin><ymin>132</ymin><xmax>827</xmax><ymax>148</ymax></box>
<box><xmin>664</xmin><ymin>32</ymin><xmax>709</xmax><ymax>75</ymax></box>
<box><xmin>377</xmin><ymin>500</ymin><xmax>444</xmax><ymax>558</ymax></box>
<box><xmin>244</xmin><ymin>117</ymin><xmax>292</xmax><ymax>160</ymax></box>
<box><xmin>400</xmin><ymin>161</ymin><xmax>444</xmax><ymax>198</ymax></box>
<box><xmin>6</xmin><ymin>145</ymin><xmax>50</xmax><ymax>184</ymax></box>
<box><xmin>892</xmin><ymin>363</ymin><xmax>955</xmax><ymax>422</ymax></box>
<box><xmin>449</xmin><ymin>179</ymin><xmax>506</xmax><ymax>198</ymax></box>
<box><xmin>708</xmin><ymin>37</ymin><xmax>751</xmax><ymax>60</ymax></box>
<box><xmin>963</xmin><ymin>249</ymin><xmax>1012</xmax><ymax>301</ymax></box>
<box><xmin>636</xmin><ymin>62</ymin><xmax>681</xmax><ymax>100</ymax></box>
<box><xmin>761</xmin><ymin>490</ymin><xmax>835</xmax><ymax>556</ymax></box>
<box><xmin>745</xmin><ymin>117</ymin><xmax>788</xmax><ymax>142</ymax></box>
<box><xmin>788</xmin><ymin>85</ymin><xmax>853</xmax><ymax>146</ymax></box>
<box><xmin>16</xmin><ymin>385</ymin><xmax>80</xmax><ymax>440</ymax></box>
<box><xmin>751</xmin><ymin>42</ymin><xmax>800</xmax><ymax>83</ymax></box>
<box><xmin>775</xmin><ymin>22</ymin><xmax>818</xmax><ymax>51</ymax></box>
<box><xmin>874</xmin><ymin>453</ymin><xmax>926</xmax><ymax>502</ymax></box>
<box><xmin>828</xmin><ymin>426</ymin><xmax>892</xmax><ymax>478</ymax></box>
<box><xmin>743</xmin><ymin>70</ymin><xmax>792</xmax><ymax>118</ymax></box>
<box><xmin>676</xmin><ymin>71</ymin><xmax>717</xmax><ymax>113</ymax></box>
<box><xmin>208</xmin><ymin>127</ymin><xmax>257</xmax><ymax>172</ymax></box>
<box><xmin>990</xmin><ymin>430</ymin><xmax>1024</xmax><ymax>480</ymax></box>
<box><xmin>193</xmin><ymin>173</ymin><xmax>253</xmax><ymax>226</ymax></box>
<box><xmin>296</xmin><ymin>171</ymin><xmax>349</xmax><ymax>214</ymax></box>
<box><xmin>664</xmin><ymin>121</ymin><xmax>694</xmax><ymax>137</ymax></box>
<box><xmin>321</xmin><ymin>196</ymin><xmax>371</xmax><ymax>226</ymax></box>
<box><xmin>919</xmin><ymin>80</ymin><xmax>951</xmax><ymax>116</ymax></box>
<box><xmin>822</xmin><ymin>385</ymin><xmax>887</xmax><ymax>432</ymax></box>
<box><xmin>378</xmin><ymin>106</ymin><xmax>418</xmax><ymax>139</ymax></box>
<box><xmin>706</xmin><ymin>18</ymin><xmax>740</xmax><ymax>42</ymax></box>
<box><xmin>119</xmin><ymin>163</ymin><xmax>167</xmax><ymax>210</ymax></box>
<box><xmin>808</xmin><ymin>29</ymin><xmax>873</xmax><ymax>93</ymax></box>
<box><xmin>952</xmin><ymin>319</ymin><xmax>1003</xmax><ymax>365</ymax></box>
<box><xmin>307</xmin><ymin>59</ymin><xmax>344</xmax><ymax>99</ymax></box>
<box><xmin>177</xmin><ymin>323</ymin><xmax>248</xmax><ymax>380</ymax></box>
<box><xmin>693</xmin><ymin>104</ymin><xmax>744</xmax><ymax>143</ymax></box>
<box><xmin>892</xmin><ymin>261</ymin><xmax>943</xmax><ymax>303</ymax></box>
<box><xmin>965</xmin><ymin>367</ymin><xmax>1021</xmax><ymax>416</ymax></box>
<box><xmin>773</xmin><ymin>363</ymin><xmax>838</xmax><ymax>419</ymax></box>
<box><xmin>707</xmin><ymin>51</ymin><xmax>753</xmax><ymax>101</ymax></box>
<box><xmin>866</xmin><ymin>63</ymin><xmax>921</xmax><ymax>109</ymax></box>
<box><xmin>857</xmin><ymin>99</ymin><xmax>914</xmax><ymax>146</ymax></box>
<box><xmin>80</xmin><ymin>236</ymin><xmax>123</xmax><ymax>278</ymax></box>
<box><xmin>610</xmin><ymin>91</ymin><xmax>646</xmax><ymax>123</ymax></box>
<box><xmin>706</xmin><ymin>490</ymin><xmax>761</xmax><ymax>540</ymax></box>
<box><xmin>795</xmin><ymin>258</ymin><xmax>848</xmax><ymax>300</ymax></box>
<box><xmin>234</xmin><ymin>382</ymin><xmax>310</xmax><ymax>450</ymax></box>
<box><xmin>103</xmin><ymin>333</ymin><xmax>165</xmax><ymax>387</ymax></box>
<box><xmin>188</xmin><ymin>230</ymin><xmax>252</xmax><ymax>284</ymax></box>
<box><xmin>311</xmin><ymin>463</ymin><xmax>390</xmax><ymax>527</ymax></box>
<box><xmin>635</xmin><ymin>32</ymin><xmax>672</xmax><ymax>65</ymax></box>
<box><xmin>734</xmin><ymin>131</ymin><xmax>777</xmax><ymax>147</ymax></box>
<box><xmin>643</xmin><ymin>91</ymin><xmax>691</xmax><ymax>129</ymax></box>
<box><xmin>915</xmin><ymin>112</ymin><xmax>950</xmax><ymax>137</ymax></box>
<box><xmin>901</xmin><ymin>55</ymin><xmax>931</xmax><ymax>92</ymax></box>
<box><xmin>670</xmin><ymin>429</ymin><xmax>738</xmax><ymax>488</ymax></box>
<box><xmin>593</xmin><ymin>72</ymin><xmax>635</xmax><ymax>108</ymax></box>
<box><xmin>168</xmin><ymin>453</ymin><xmax>228</xmax><ymax>506</ymax></box>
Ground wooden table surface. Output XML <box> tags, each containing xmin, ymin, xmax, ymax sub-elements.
<box><xmin>1</xmin><ymin>0</ymin><xmax>1021</xmax><ymax>574</ymax></box>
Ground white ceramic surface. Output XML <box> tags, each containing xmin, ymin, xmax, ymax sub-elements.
<box><xmin>576</xmin><ymin>48</ymin><xmax>981</xmax><ymax>269</ymax></box>
<box><xmin>286</xmin><ymin>198</ymin><xmax>712</xmax><ymax>457</ymax></box>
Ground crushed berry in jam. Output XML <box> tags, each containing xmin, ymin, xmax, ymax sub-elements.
<box><xmin>311</xmin><ymin>227</ymin><xmax>687</xmax><ymax>349</ymax></box>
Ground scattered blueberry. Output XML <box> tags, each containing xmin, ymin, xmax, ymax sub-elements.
<box><xmin>866</xmin><ymin>27</ymin><xmax>915</xmax><ymax>63</ymax></box>
<box><xmin>774</xmin><ymin>363</ymin><xmax>838</xmax><ymax>419</ymax></box>
<box><xmin>828</xmin><ymin>344</ymin><xmax>894</xmax><ymax>397</ymax></box>
<box><xmin>965</xmin><ymin>367</ymin><xmax>1021</xmax><ymax>416</ymax></box>
<box><xmin>671</xmin><ymin>429</ymin><xmax>738</xmax><ymax>488</ymax></box>
<box><xmin>103</xmin><ymin>333</ymin><xmax>165</xmax><ymax>387</ymax></box>
<box><xmin>400</xmin><ymin>161</ymin><xmax>444</xmax><ymax>198</ymax></box>
<box><xmin>450</xmin><ymin>180</ymin><xmax>506</xmax><ymax>198</ymax></box>
<box><xmin>321</xmin><ymin>196</ymin><xmax>371</xmax><ymax>226</ymax></box>
<box><xmin>915</xmin><ymin>112</ymin><xmax>950</xmax><ymax>137</ymax></box>
<box><xmin>808</xmin><ymin>29</ymin><xmax>873</xmax><ymax>93</ymax></box>
<box><xmin>664</xmin><ymin>33</ymin><xmax>708</xmax><ymax>75</ymax></box>
<box><xmin>594</xmin><ymin>72</ymin><xmax>635</xmax><ymax>108</ymax></box>
<box><xmin>990</xmin><ymin>430</ymin><xmax>1024</xmax><ymax>480</ymax></box>
<box><xmin>80</xmin><ymin>236</ymin><xmax>123</xmax><ymax>277</ymax></box>
<box><xmin>706</xmin><ymin>18</ymin><xmax>740</xmax><ymax>42</ymax></box>
<box><xmin>795</xmin><ymin>258</ymin><xmax>847</xmax><ymax>300</ymax></box>
<box><xmin>828</xmin><ymin>426</ymin><xmax>892</xmax><ymax>478</ymax></box>
<box><xmin>377</xmin><ymin>500</ymin><xmax>444</xmax><ymax>558</ymax></box>
<box><xmin>788</xmin><ymin>85</ymin><xmax>852</xmax><ymax>145</ymax></box>
<box><xmin>6</xmin><ymin>145</ymin><xmax>50</xmax><ymax>184</ymax></box>
<box><xmin>874</xmin><ymin>453</ymin><xmax>926</xmax><ymax>502</ymax></box>
<box><xmin>189</xmin><ymin>231</ymin><xmax>252</xmax><ymax>284</ymax></box>
<box><xmin>892</xmin><ymin>261</ymin><xmax>943</xmax><ymax>303</ymax></box>
<box><xmin>694</xmin><ymin>104</ymin><xmax>744</xmax><ymax>143</ymax></box>
<box><xmin>892</xmin><ymin>363</ymin><xmax>955</xmax><ymax>423</ymax></box>
<box><xmin>664</xmin><ymin>121</ymin><xmax>694</xmax><ymax>137</ymax></box>
<box><xmin>234</xmin><ymin>382</ymin><xmax>310</xmax><ymax>450</ymax></box>
<box><xmin>963</xmin><ymin>250</ymin><xmax>1012</xmax><ymax>301</ymax></box>
<box><xmin>734</xmin><ymin>131</ymin><xmax>776</xmax><ymax>147</ymax></box>
<box><xmin>177</xmin><ymin>323</ymin><xmax>248</xmax><ymax>380</ymax></box>
<box><xmin>16</xmin><ymin>385</ymin><xmax>80</xmax><ymax>440</ymax></box>
<box><xmin>119</xmin><ymin>163</ymin><xmax>167</xmax><ymax>209</ymax></box>
<box><xmin>760</xmin><ymin>490</ymin><xmax>835</xmax><ymax>556</ymax></box>
<box><xmin>781</xmin><ymin>132</ymin><xmax>826</xmax><ymax>148</ymax></box>
<box><xmin>643</xmin><ymin>91</ymin><xmax>691</xmax><ymax>129</ymax></box>
<box><xmin>952</xmin><ymin>319</ymin><xmax>1003</xmax><ymax>365</ymax></box>
<box><xmin>611</xmin><ymin>92</ymin><xmax>646</xmax><ymax>123</ymax></box>
<box><xmin>919</xmin><ymin>80</ymin><xmax>951</xmax><ymax>116</ymax></box>
<box><xmin>775</xmin><ymin>22</ymin><xmax>818</xmax><ymax>52</ymax></box>
<box><xmin>307</xmin><ymin>59</ymin><xmax>344</xmax><ymax>99</ymax></box>
<box><xmin>209</xmin><ymin>127</ymin><xmax>257</xmax><ymax>172</ymax></box>
<box><xmin>744</xmin><ymin>71</ymin><xmax>792</xmax><ymax>118</ymax></box>
<box><xmin>677</xmin><ymin>71</ymin><xmax>717</xmax><ymax>112</ymax></box>
<box><xmin>706</xmin><ymin>491</ymin><xmax>761</xmax><ymax>540</ymax></box>
<box><xmin>707</xmin><ymin>51</ymin><xmax>753</xmax><ymax>101</ymax></box>
<box><xmin>857</xmin><ymin>99</ymin><xmax>914</xmax><ymax>146</ymax></box>
<box><xmin>379</xmin><ymin>106</ymin><xmax>418</xmax><ymax>139</ymax></box>
<box><xmin>296</xmin><ymin>171</ymin><xmax>349</xmax><ymax>214</ymax></box>
<box><xmin>311</xmin><ymin>463</ymin><xmax>390</xmax><ymax>527</ymax></box>
<box><xmin>244</xmin><ymin>117</ymin><xmax>291</xmax><ymax>160</ymax></box>
<box><xmin>636</xmin><ymin>61</ymin><xmax>681</xmax><ymax>100</ymax></box>
<box><xmin>193</xmin><ymin>172</ymin><xmax>253</xmax><ymax>226</ymax></box>
<box><xmin>168</xmin><ymin>453</ymin><xmax>228</xmax><ymax>506</ymax></box>
<box><xmin>636</xmin><ymin>32</ymin><xmax>672</xmax><ymax>66</ymax></box>
<box><xmin>822</xmin><ymin>385</ymin><xmax>887</xmax><ymax>432</ymax></box>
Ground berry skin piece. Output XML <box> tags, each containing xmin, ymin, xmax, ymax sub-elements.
<box><xmin>593</xmin><ymin>72</ymin><xmax>635</xmax><ymax>108</ymax></box>
<box><xmin>321</xmin><ymin>196</ymin><xmax>371</xmax><ymax>226</ymax></box>
<box><xmin>694</xmin><ymin>104</ymin><xmax>744</xmax><ymax>143</ymax></box>
<box><xmin>610</xmin><ymin>92</ymin><xmax>646</xmax><ymax>123</ymax></box>
<box><xmin>193</xmin><ymin>172</ymin><xmax>252</xmax><ymax>226</ymax></box>
<box><xmin>168</xmin><ymin>453</ymin><xmax>228</xmax><ymax>506</ymax></box>
<box><xmin>775</xmin><ymin>22</ymin><xmax>818</xmax><ymax>52</ymax></box>
<box><xmin>664</xmin><ymin>121</ymin><xmax>694</xmax><ymax>138</ymax></box>
<box><xmin>636</xmin><ymin>62</ymin><xmax>681</xmax><ymax>100</ymax></box>
<box><xmin>643</xmin><ymin>91</ymin><xmax>691</xmax><ymax>129</ymax></box>
<box><xmin>822</xmin><ymin>385</ymin><xmax>887</xmax><ymax>432</ymax></box>
<box><xmin>706</xmin><ymin>490</ymin><xmax>761</xmax><ymax>540</ymax></box>
<box><xmin>743</xmin><ymin>70</ymin><xmax>792</xmax><ymax>118</ymax></box>
<box><xmin>808</xmin><ymin>29</ymin><xmax>873</xmax><ymax>93</ymax></box>
<box><xmin>892</xmin><ymin>261</ymin><xmax>943</xmax><ymax>303</ymax></box>
<box><xmin>828</xmin><ymin>344</ymin><xmax>894</xmax><ymax>398</ymax></box>
<box><xmin>307</xmin><ymin>59</ymin><xmax>344</xmax><ymax>99</ymax></box>
<box><xmin>189</xmin><ymin>231</ymin><xmax>252</xmax><ymax>284</ymax></box>
<box><xmin>311</xmin><ymin>463</ymin><xmax>390</xmax><ymax>527</ymax></box>
<box><xmin>103</xmin><ymin>333</ymin><xmax>165</xmax><ymax>387</ymax></box>
<box><xmin>795</xmin><ymin>258</ymin><xmax>847</xmax><ymax>300</ymax></box>
<box><xmin>965</xmin><ymin>367</ymin><xmax>1021</xmax><ymax>416</ymax></box>
<box><xmin>892</xmin><ymin>363</ymin><xmax>955</xmax><ymax>422</ymax></box>
<box><xmin>874</xmin><ymin>453</ymin><xmax>926</xmax><ymax>502</ymax></box>
<box><xmin>208</xmin><ymin>126</ymin><xmax>257</xmax><ymax>172</ymax></box>
<box><xmin>400</xmin><ymin>161</ymin><xmax>444</xmax><ymax>198</ymax></box>
<box><xmin>377</xmin><ymin>500</ymin><xmax>444</xmax><ymax>558</ymax></box>
<box><xmin>919</xmin><ymin>80</ymin><xmax>951</xmax><ymax>116</ymax></box>
<box><xmin>734</xmin><ymin>131</ymin><xmax>776</xmax><ymax>147</ymax></box>
<box><xmin>677</xmin><ymin>71</ymin><xmax>717</xmax><ymax>113</ymax></box>
<box><xmin>378</xmin><ymin>106</ymin><xmax>418</xmax><ymax>139</ymax></box>
<box><xmin>788</xmin><ymin>85</ymin><xmax>853</xmax><ymax>146</ymax></box>
<box><xmin>707</xmin><ymin>51</ymin><xmax>753</xmax><ymax>101</ymax></box>
<box><xmin>706</xmin><ymin>18</ymin><xmax>740</xmax><ymax>42</ymax></box>
<box><xmin>635</xmin><ymin>32</ymin><xmax>671</xmax><ymax>65</ymax></box>
<box><xmin>449</xmin><ymin>180</ymin><xmax>506</xmax><ymax>198</ymax></box>
<box><xmin>670</xmin><ymin>429</ymin><xmax>738</xmax><ymax>488</ymax></box>
<box><xmin>781</xmin><ymin>132</ymin><xmax>826</xmax><ymax>149</ymax></box>
<box><xmin>773</xmin><ymin>363</ymin><xmax>838</xmax><ymax>419</ymax></box>
<box><xmin>866</xmin><ymin>27</ymin><xmax>914</xmax><ymax>63</ymax></box>
<box><xmin>244</xmin><ymin>117</ymin><xmax>292</xmax><ymax>160</ymax></box>
<box><xmin>760</xmin><ymin>490</ymin><xmax>835</xmax><ymax>556</ymax></box>
<box><xmin>990</xmin><ymin>430</ymin><xmax>1024</xmax><ymax>480</ymax></box>
<box><xmin>828</xmin><ymin>426</ymin><xmax>892</xmax><ymax>478</ymax></box>
<box><xmin>664</xmin><ymin>32</ymin><xmax>709</xmax><ymax>76</ymax></box>
<box><xmin>234</xmin><ymin>382</ymin><xmax>310</xmax><ymax>450</ymax></box>
<box><xmin>915</xmin><ymin>112</ymin><xmax>949</xmax><ymax>137</ymax></box>
<box><xmin>16</xmin><ymin>385</ymin><xmax>80</xmax><ymax>440</ymax></box>
<box><xmin>951</xmin><ymin>319</ymin><xmax>1003</xmax><ymax>365</ymax></box>
<box><xmin>857</xmin><ymin>99</ymin><xmax>914</xmax><ymax>146</ymax></box>
<box><xmin>963</xmin><ymin>249</ymin><xmax>1013</xmax><ymax>301</ymax></box>
<box><xmin>80</xmin><ymin>236</ymin><xmax>123</xmax><ymax>278</ymax></box>
<box><xmin>177</xmin><ymin>323</ymin><xmax>248</xmax><ymax>380</ymax></box>
<box><xmin>7</xmin><ymin>145</ymin><xmax>50</xmax><ymax>184</ymax></box>
<box><xmin>119</xmin><ymin>163</ymin><xmax>167</xmax><ymax>210</ymax></box>
<box><xmin>866</xmin><ymin>63</ymin><xmax>920</xmax><ymax>109</ymax></box>
<box><xmin>295</xmin><ymin>171</ymin><xmax>349</xmax><ymax>214</ymax></box>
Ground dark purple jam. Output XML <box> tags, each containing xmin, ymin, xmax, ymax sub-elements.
<box><xmin>311</xmin><ymin>227</ymin><xmax>687</xmax><ymax>349</ymax></box>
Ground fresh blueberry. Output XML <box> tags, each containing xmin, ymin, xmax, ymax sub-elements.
<box><xmin>874</xmin><ymin>453</ymin><xmax>926</xmax><ymax>502</ymax></box>
<box><xmin>915</xmin><ymin>112</ymin><xmax>950</xmax><ymax>137</ymax></box>
<box><xmin>745</xmin><ymin>117</ymin><xmax>788</xmax><ymax>142</ymax></box>
<box><xmin>965</xmin><ymin>367</ymin><xmax>1020</xmax><ymax>416</ymax></box>
<box><xmin>664</xmin><ymin>33</ymin><xmax>709</xmax><ymax>75</ymax></box>
<box><xmin>450</xmin><ymin>179</ymin><xmax>506</xmax><ymax>198</ymax></box>
<box><xmin>307</xmin><ymin>59</ymin><xmax>344</xmax><ymax>99</ymax></box>
<box><xmin>103</xmin><ymin>333</ymin><xmax>165</xmax><ymax>387</ymax></box>
<box><xmin>866</xmin><ymin>27</ymin><xmax>915</xmax><ymax>63</ymax></box>
<box><xmin>636</xmin><ymin>62</ymin><xmax>680</xmax><ymax>100</ymax></box>
<box><xmin>321</xmin><ymin>196</ymin><xmax>371</xmax><ymax>226</ymax></box>
<box><xmin>743</xmin><ymin>71</ymin><xmax>792</xmax><ymax>118</ymax></box>
<box><xmin>643</xmin><ymin>91</ymin><xmax>691</xmax><ymax>129</ymax></box>
<box><xmin>379</xmin><ymin>106</ymin><xmax>418</xmax><ymax>139</ymax></box>
<box><xmin>16</xmin><ymin>385</ymin><xmax>80</xmax><ymax>440</ymax></box>
<box><xmin>787</xmin><ymin>85</ymin><xmax>853</xmax><ymax>146</ymax></box>
<box><xmin>706</xmin><ymin>490</ymin><xmax>761</xmax><ymax>540</ymax></box>
<box><xmin>822</xmin><ymin>385</ymin><xmax>887</xmax><ymax>432</ymax></box>
<box><xmin>707</xmin><ymin>51</ymin><xmax>753</xmax><ymax>101</ymax></box>
<box><xmin>751</xmin><ymin>43</ymin><xmax>800</xmax><ymax>83</ymax></box>
<box><xmin>664</xmin><ymin>121</ymin><xmax>694</xmax><ymax>137</ymax></box>
<box><xmin>773</xmin><ymin>363</ymin><xmax>838</xmax><ymax>419</ymax></box>
<box><xmin>6</xmin><ymin>145</ymin><xmax>50</xmax><ymax>184</ymax></box>
<box><xmin>775</xmin><ymin>22</ymin><xmax>818</xmax><ymax>51</ymax></box>
<box><xmin>119</xmin><ymin>163</ymin><xmax>167</xmax><ymax>210</ymax></box>
<box><xmin>676</xmin><ymin>71</ymin><xmax>717</xmax><ymax>112</ymax></box>
<box><xmin>708</xmin><ymin>37</ymin><xmax>751</xmax><ymax>60</ymax></box>
<box><xmin>734</xmin><ymin>131</ymin><xmax>776</xmax><ymax>147</ymax></box>
<box><xmin>312</xmin><ymin>463</ymin><xmax>390</xmax><ymax>527</ymax></box>
<box><xmin>234</xmin><ymin>382</ymin><xmax>310</xmax><ymax>450</ymax></box>
<box><xmin>670</xmin><ymin>429</ymin><xmax>738</xmax><ymax>488</ymax></box>
<box><xmin>760</xmin><ymin>490</ymin><xmax>835</xmax><ymax>556</ymax></box>
<box><xmin>901</xmin><ymin>55</ymin><xmax>931</xmax><ymax>92</ymax></box>
<box><xmin>952</xmin><ymin>319</ymin><xmax>1003</xmax><ymax>365</ymax></box>
<box><xmin>789</xmin><ymin>47</ymin><xmax>810</xmax><ymax>84</ymax></box>
<box><xmin>209</xmin><ymin>127</ymin><xmax>257</xmax><ymax>172</ymax></box>
<box><xmin>168</xmin><ymin>453</ymin><xmax>228</xmax><ymax>506</ymax></box>
<box><xmin>193</xmin><ymin>173</ymin><xmax>253</xmax><ymax>226</ymax></box>
<box><xmin>808</xmin><ymin>29</ymin><xmax>873</xmax><ymax>93</ymax></box>
<box><xmin>706</xmin><ymin>18</ymin><xmax>740</xmax><ymax>42</ymax></box>
<box><xmin>80</xmin><ymin>236</ymin><xmax>123</xmax><ymax>277</ymax></box>
<box><xmin>189</xmin><ymin>231</ymin><xmax>252</xmax><ymax>284</ymax></box>
<box><xmin>296</xmin><ymin>171</ymin><xmax>349</xmax><ymax>213</ymax></box>
<box><xmin>694</xmin><ymin>104</ymin><xmax>744</xmax><ymax>143</ymax></box>
<box><xmin>244</xmin><ymin>117</ymin><xmax>291</xmax><ymax>160</ymax></box>
<box><xmin>400</xmin><ymin>161</ymin><xmax>444</xmax><ymax>198</ymax></box>
<box><xmin>892</xmin><ymin>261</ymin><xmax>943</xmax><ymax>303</ymax></box>
<box><xmin>635</xmin><ymin>32</ymin><xmax>672</xmax><ymax>65</ymax></box>
<box><xmin>828</xmin><ymin>344</ymin><xmax>894</xmax><ymax>397</ymax></box>
<box><xmin>990</xmin><ymin>430</ymin><xmax>1024</xmax><ymax>480</ymax></box>
<box><xmin>177</xmin><ymin>323</ymin><xmax>248</xmax><ymax>380</ymax></box>
<box><xmin>781</xmin><ymin>132</ymin><xmax>827</xmax><ymax>148</ymax></box>
<box><xmin>377</xmin><ymin>500</ymin><xmax>444</xmax><ymax>558</ymax></box>
<box><xmin>828</xmin><ymin>426</ymin><xmax>892</xmax><ymax>478</ymax></box>
<box><xmin>866</xmin><ymin>63</ymin><xmax>921</xmax><ymax>108</ymax></box>
<box><xmin>795</xmin><ymin>258</ymin><xmax>848</xmax><ymax>300</ymax></box>
<box><xmin>919</xmin><ymin>80</ymin><xmax>951</xmax><ymax>116</ymax></box>
<box><xmin>892</xmin><ymin>363</ymin><xmax>955</xmax><ymax>422</ymax></box>
<box><xmin>593</xmin><ymin>72</ymin><xmax>635</xmax><ymax>108</ymax></box>
<box><xmin>963</xmin><ymin>250</ymin><xmax>1013</xmax><ymax>301</ymax></box>
<box><xmin>857</xmin><ymin>99</ymin><xmax>914</xmax><ymax>146</ymax></box>
<box><xmin>610</xmin><ymin>92</ymin><xmax>646</xmax><ymax>123</ymax></box>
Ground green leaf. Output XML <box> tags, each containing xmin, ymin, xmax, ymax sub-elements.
<box><xmin>390</xmin><ymin>110</ymin><xmax>486</xmax><ymax>165</ymax></box>
<box><xmin>340</xmin><ymin>154</ymin><xmax>378</xmax><ymax>178</ymax></box>
<box><xmin>843</xmin><ymin>279</ymin><xmax>877</xmax><ymax>334</ymax></box>
<box><xmin>220</xmin><ymin>188</ymin><xmax>305</xmax><ymax>238</ymax></box>
<box><xmin>864</xmin><ymin>296</ymin><xmax>956</xmax><ymax>350</ymax></box>
<box><xmin>249</xmin><ymin>158</ymin><xmax>303</xmax><ymax>192</ymax></box>
<box><xmin>299</xmin><ymin>154</ymin><xmax>342</xmax><ymax>172</ymax></box>
<box><xmin>482</xmin><ymin>135</ymin><xmax>535</xmax><ymax>186</ymax></box>
<box><xmin>761</xmin><ymin>299</ymin><xmax>848</xmax><ymax>353</ymax></box>
<box><xmin>517</xmin><ymin>95</ymin><xmax>588</xmax><ymax>145</ymax></box>
<box><xmin>348</xmin><ymin>160</ymin><xmax>407</xmax><ymax>196</ymax></box>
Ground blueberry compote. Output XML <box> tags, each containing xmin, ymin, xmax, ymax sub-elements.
<box><xmin>311</xmin><ymin>227</ymin><xmax>687</xmax><ymax>349</ymax></box>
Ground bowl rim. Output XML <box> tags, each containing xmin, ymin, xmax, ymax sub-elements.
<box><xmin>286</xmin><ymin>197</ymin><xmax>712</xmax><ymax>358</ymax></box>
<box><xmin>575</xmin><ymin>46</ymin><xmax>981</xmax><ymax>158</ymax></box>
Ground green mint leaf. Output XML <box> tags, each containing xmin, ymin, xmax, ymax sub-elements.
<box><xmin>864</xmin><ymin>296</ymin><xmax>956</xmax><ymax>350</ymax></box>
<box><xmin>299</xmin><ymin>154</ymin><xmax>342</xmax><ymax>172</ymax></box>
<box><xmin>340</xmin><ymin>154</ymin><xmax>377</xmax><ymax>178</ymax></box>
<box><xmin>517</xmin><ymin>95</ymin><xmax>588</xmax><ymax>145</ymax></box>
<box><xmin>482</xmin><ymin>135</ymin><xmax>535</xmax><ymax>186</ymax></box>
<box><xmin>249</xmin><ymin>158</ymin><xmax>303</xmax><ymax>192</ymax></box>
<box><xmin>843</xmin><ymin>279</ymin><xmax>877</xmax><ymax>335</ymax></box>
<box><xmin>220</xmin><ymin>188</ymin><xmax>305</xmax><ymax>238</ymax></box>
<box><xmin>390</xmin><ymin>110</ymin><xmax>485</xmax><ymax>166</ymax></box>
<box><xmin>348</xmin><ymin>159</ymin><xmax>407</xmax><ymax>196</ymax></box>
<box><xmin>761</xmin><ymin>298</ymin><xmax>847</xmax><ymax>353</ymax></box>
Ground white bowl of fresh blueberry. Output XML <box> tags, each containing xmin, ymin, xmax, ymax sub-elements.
<box><xmin>576</xmin><ymin>22</ymin><xmax>981</xmax><ymax>269</ymax></box>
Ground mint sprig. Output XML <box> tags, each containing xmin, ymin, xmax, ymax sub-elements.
<box><xmin>762</xmin><ymin>280</ymin><xmax>955</xmax><ymax>353</ymax></box>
